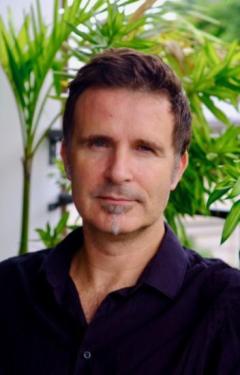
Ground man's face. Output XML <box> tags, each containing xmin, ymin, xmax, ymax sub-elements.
<box><xmin>62</xmin><ymin>88</ymin><xmax>188</xmax><ymax>237</ymax></box>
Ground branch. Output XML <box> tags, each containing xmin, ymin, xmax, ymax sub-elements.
<box><xmin>32</xmin><ymin>82</ymin><xmax>53</xmax><ymax>135</ymax></box>
<box><xmin>129</xmin><ymin>0</ymin><xmax>157</xmax><ymax>23</ymax></box>
<box><xmin>32</xmin><ymin>110</ymin><xmax>62</xmax><ymax>155</ymax></box>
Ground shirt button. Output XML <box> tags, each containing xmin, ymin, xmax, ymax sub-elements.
<box><xmin>83</xmin><ymin>351</ymin><xmax>92</xmax><ymax>360</ymax></box>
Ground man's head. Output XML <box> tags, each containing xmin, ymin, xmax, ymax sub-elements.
<box><xmin>61</xmin><ymin>49</ymin><xmax>191</xmax><ymax>238</ymax></box>
<box><xmin>63</xmin><ymin>48</ymin><xmax>191</xmax><ymax>156</ymax></box>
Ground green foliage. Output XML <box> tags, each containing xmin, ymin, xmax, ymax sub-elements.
<box><xmin>183</xmin><ymin>0</ymin><xmax>240</xmax><ymax>42</ymax></box>
<box><xmin>67</xmin><ymin>0</ymin><xmax>157</xmax><ymax>61</ymax></box>
<box><xmin>0</xmin><ymin>0</ymin><xmax>103</xmax><ymax>149</ymax></box>
<box><xmin>221</xmin><ymin>200</ymin><xmax>240</xmax><ymax>244</ymax></box>
<box><xmin>165</xmin><ymin>39</ymin><xmax>240</xmax><ymax>242</ymax></box>
<box><xmin>207</xmin><ymin>174</ymin><xmax>240</xmax><ymax>243</ymax></box>
<box><xmin>36</xmin><ymin>211</ymin><xmax>70</xmax><ymax>248</ymax></box>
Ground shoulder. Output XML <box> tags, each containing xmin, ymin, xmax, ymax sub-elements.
<box><xmin>184</xmin><ymin>247</ymin><xmax>240</xmax><ymax>307</ymax></box>
<box><xmin>185</xmin><ymin>246</ymin><xmax>240</xmax><ymax>284</ymax></box>
<box><xmin>0</xmin><ymin>249</ymin><xmax>53</xmax><ymax>324</ymax></box>
<box><xmin>178</xmin><ymin>250</ymin><xmax>240</xmax><ymax>370</ymax></box>
<box><xmin>0</xmin><ymin>248</ymin><xmax>50</xmax><ymax>288</ymax></box>
<box><xmin>184</xmin><ymin>249</ymin><xmax>240</xmax><ymax>343</ymax></box>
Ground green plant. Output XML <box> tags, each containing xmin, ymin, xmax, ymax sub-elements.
<box><xmin>0</xmin><ymin>0</ymin><xmax>106</xmax><ymax>254</ymax></box>
<box><xmin>183</xmin><ymin>0</ymin><xmax>240</xmax><ymax>42</ymax></box>
<box><xmin>35</xmin><ymin>211</ymin><xmax>70</xmax><ymax>248</ymax></box>
<box><xmin>207</xmin><ymin>175</ymin><xmax>240</xmax><ymax>244</ymax></box>
<box><xmin>164</xmin><ymin>41</ymin><xmax>240</xmax><ymax>243</ymax></box>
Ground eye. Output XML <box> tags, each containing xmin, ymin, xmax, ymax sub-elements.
<box><xmin>88</xmin><ymin>136</ymin><xmax>110</xmax><ymax>149</ymax></box>
<box><xmin>136</xmin><ymin>143</ymin><xmax>155</xmax><ymax>154</ymax></box>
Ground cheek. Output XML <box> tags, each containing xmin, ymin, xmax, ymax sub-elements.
<box><xmin>139</xmin><ymin>165</ymin><xmax>173</xmax><ymax>191</ymax></box>
<box><xmin>152</xmin><ymin>181</ymin><xmax>171</xmax><ymax>200</ymax></box>
<box><xmin>71</xmin><ymin>161</ymin><xmax>104</xmax><ymax>195</ymax></box>
<box><xmin>138</xmin><ymin>170</ymin><xmax>173</xmax><ymax>211</ymax></box>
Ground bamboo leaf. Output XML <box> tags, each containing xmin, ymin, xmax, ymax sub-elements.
<box><xmin>221</xmin><ymin>200</ymin><xmax>240</xmax><ymax>243</ymax></box>
<box><xmin>207</xmin><ymin>187</ymin><xmax>230</xmax><ymax>207</ymax></box>
<box><xmin>53</xmin><ymin>0</ymin><xmax>60</xmax><ymax>41</ymax></box>
<box><xmin>18</xmin><ymin>13</ymin><xmax>30</xmax><ymax>42</ymax></box>
<box><xmin>192</xmin><ymin>52</ymin><xmax>206</xmax><ymax>83</ymax></box>
<box><xmin>226</xmin><ymin>65</ymin><xmax>240</xmax><ymax>78</ymax></box>
<box><xmin>35</xmin><ymin>228</ymin><xmax>49</xmax><ymax>242</ymax></box>
<box><xmin>36</xmin><ymin>0</ymin><xmax>44</xmax><ymax>36</ymax></box>
<box><xmin>204</xmin><ymin>41</ymin><xmax>220</xmax><ymax>65</ymax></box>
<box><xmin>55</xmin><ymin>211</ymin><xmax>69</xmax><ymax>235</ymax></box>
<box><xmin>65</xmin><ymin>0</ymin><xmax>82</xmax><ymax>23</ymax></box>
<box><xmin>224</xmin><ymin>41</ymin><xmax>239</xmax><ymax>67</ymax></box>
<box><xmin>67</xmin><ymin>23</ymin><xmax>98</xmax><ymax>44</ymax></box>
<box><xmin>215</xmin><ymin>125</ymin><xmax>240</xmax><ymax>152</ymax></box>
<box><xmin>124</xmin><ymin>17</ymin><xmax>146</xmax><ymax>34</ymax></box>
<box><xmin>201</xmin><ymin>94</ymin><xmax>231</xmax><ymax>126</ymax></box>
<box><xmin>2</xmin><ymin>33</ymin><xmax>26</xmax><ymax>108</ymax></box>
<box><xmin>30</xmin><ymin>5</ymin><xmax>38</xmax><ymax>43</ymax></box>
<box><xmin>228</xmin><ymin>177</ymin><xmax>240</xmax><ymax>199</ymax></box>
<box><xmin>219</xmin><ymin>80</ymin><xmax>240</xmax><ymax>93</ymax></box>
<box><xmin>0</xmin><ymin>16</ymin><xmax>9</xmax><ymax>65</ymax></box>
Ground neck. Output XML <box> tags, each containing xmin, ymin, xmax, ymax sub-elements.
<box><xmin>71</xmin><ymin>220</ymin><xmax>165</xmax><ymax>291</ymax></box>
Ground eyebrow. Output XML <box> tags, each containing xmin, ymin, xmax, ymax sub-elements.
<box><xmin>77</xmin><ymin>134</ymin><xmax>166</xmax><ymax>154</ymax></box>
<box><xmin>77</xmin><ymin>134</ymin><xmax>112</xmax><ymax>144</ymax></box>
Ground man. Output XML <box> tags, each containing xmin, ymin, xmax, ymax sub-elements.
<box><xmin>0</xmin><ymin>49</ymin><xmax>240</xmax><ymax>374</ymax></box>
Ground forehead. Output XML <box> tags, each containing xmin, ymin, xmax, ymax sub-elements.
<box><xmin>73</xmin><ymin>88</ymin><xmax>174</xmax><ymax>141</ymax></box>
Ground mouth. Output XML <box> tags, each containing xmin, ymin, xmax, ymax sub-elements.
<box><xmin>97</xmin><ymin>196</ymin><xmax>134</xmax><ymax>204</ymax></box>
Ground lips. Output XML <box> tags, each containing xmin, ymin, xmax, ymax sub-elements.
<box><xmin>92</xmin><ymin>186</ymin><xmax>144</xmax><ymax>203</ymax></box>
<box><xmin>98</xmin><ymin>196</ymin><xmax>133</xmax><ymax>202</ymax></box>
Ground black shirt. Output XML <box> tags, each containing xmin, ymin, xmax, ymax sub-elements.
<box><xmin>1</xmin><ymin>225</ymin><xmax>240</xmax><ymax>374</ymax></box>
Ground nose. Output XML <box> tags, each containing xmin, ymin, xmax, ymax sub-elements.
<box><xmin>105</xmin><ymin>147</ymin><xmax>133</xmax><ymax>184</ymax></box>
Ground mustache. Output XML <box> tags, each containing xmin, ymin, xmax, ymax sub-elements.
<box><xmin>92</xmin><ymin>183</ymin><xmax>145</xmax><ymax>202</ymax></box>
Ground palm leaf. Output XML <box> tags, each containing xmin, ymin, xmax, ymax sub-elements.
<box><xmin>221</xmin><ymin>200</ymin><xmax>240</xmax><ymax>243</ymax></box>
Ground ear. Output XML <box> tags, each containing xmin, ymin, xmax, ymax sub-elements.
<box><xmin>170</xmin><ymin>151</ymin><xmax>189</xmax><ymax>191</ymax></box>
<box><xmin>60</xmin><ymin>141</ymin><xmax>71</xmax><ymax>180</ymax></box>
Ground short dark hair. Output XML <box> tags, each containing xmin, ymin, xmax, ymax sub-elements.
<box><xmin>63</xmin><ymin>48</ymin><xmax>191</xmax><ymax>155</ymax></box>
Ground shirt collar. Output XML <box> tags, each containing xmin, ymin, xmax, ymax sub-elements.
<box><xmin>42</xmin><ymin>224</ymin><xmax>188</xmax><ymax>301</ymax></box>
<box><xmin>138</xmin><ymin>224</ymin><xmax>188</xmax><ymax>299</ymax></box>
<box><xmin>42</xmin><ymin>228</ymin><xmax>84</xmax><ymax>290</ymax></box>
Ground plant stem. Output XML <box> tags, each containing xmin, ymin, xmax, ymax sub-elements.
<box><xmin>129</xmin><ymin>0</ymin><xmax>157</xmax><ymax>22</ymax></box>
<box><xmin>19</xmin><ymin>155</ymin><xmax>32</xmax><ymax>255</ymax></box>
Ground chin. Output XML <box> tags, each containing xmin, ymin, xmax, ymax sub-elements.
<box><xmin>83</xmin><ymin>215</ymin><xmax>139</xmax><ymax>236</ymax></box>
<box><xmin>99</xmin><ymin>219</ymin><xmax>155</xmax><ymax>238</ymax></box>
